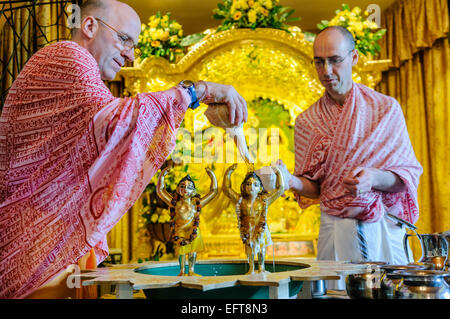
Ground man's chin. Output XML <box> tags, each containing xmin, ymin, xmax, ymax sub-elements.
<box><xmin>324</xmin><ymin>82</ymin><xmax>343</xmax><ymax>93</ymax></box>
<box><xmin>101</xmin><ymin>70</ymin><xmax>117</xmax><ymax>81</ymax></box>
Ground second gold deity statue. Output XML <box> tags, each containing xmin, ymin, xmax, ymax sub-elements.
<box><xmin>223</xmin><ymin>164</ymin><xmax>285</xmax><ymax>274</ymax></box>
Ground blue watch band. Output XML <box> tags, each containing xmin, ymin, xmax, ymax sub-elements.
<box><xmin>188</xmin><ymin>84</ymin><xmax>200</xmax><ymax>109</ymax></box>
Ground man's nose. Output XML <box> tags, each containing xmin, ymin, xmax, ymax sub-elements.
<box><xmin>323</xmin><ymin>60</ymin><xmax>333</xmax><ymax>73</ymax></box>
<box><xmin>122</xmin><ymin>49</ymin><xmax>135</xmax><ymax>63</ymax></box>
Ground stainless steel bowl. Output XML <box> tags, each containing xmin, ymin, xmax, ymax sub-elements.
<box><xmin>395</xmin><ymin>269</ymin><xmax>450</xmax><ymax>299</ymax></box>
<box><xmin>379</xmin><ymin>264</ymin><xmax>425</xmax><ymax>299</ymax></box>
<box><xmin>345</xmin><ymin>261</ymin><xmax>387</xmax><ymax>299</ymax></box>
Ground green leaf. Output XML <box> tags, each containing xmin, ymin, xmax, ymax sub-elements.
<box><xmin>285</xmin><ymin>8</ymin><xmax>296</xmax><ymax>18</ymax></box>
<box><xmin>304</xmin><ymin>32</ymin><xmax>317</xmax><ymax>42</ymax></box>
<box><xmin>213</xmin><ymin>13</ymin><xmax>224</xmax><ymax>20</ymax></box>
<box><xmin>342</xmin><ymin>4</ymin><xmax>350</xmax><ymax>11</ymax></box>
<box><xmin>280</xmin><ymin>8</ymin><xmax>295</xmax><ymax>21</ymax></box>
<box><xmin>180</xmin><ymin>32</ymin><xmax>205</xmax><ymax>46</ymax></box>
<box><xmin>286</xmin><ymin>17</ymin><xmax>300</xmax><ymax>22</ymax></box>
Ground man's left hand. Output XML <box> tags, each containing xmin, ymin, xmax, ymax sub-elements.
<box><xmin>342</xmin><ymin>167</ymin><xmax>375</xmax><ymax>196</ymax></box>
<box><xmin>197</xmin><ymin>81</ymin><xmax>248</xmax><ymax>125</ymax></box>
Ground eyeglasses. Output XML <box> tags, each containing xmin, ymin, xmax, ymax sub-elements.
<box><xmin>312</xmin><ymin>49</ymin><xmax>354</xmax><ymax>68</ymax></box>
<box><xmin>94</xmin><ymin>17</ymin><xmax>141</xmax><ymax>57</ymax></box>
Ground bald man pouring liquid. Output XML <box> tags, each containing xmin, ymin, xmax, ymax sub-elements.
<box><xmin>0</xmin><ymin>0</ymin><xmax>247</xmax><ymax>298</ymax></box>
<box><xmin>274</xmin><ymin>26</ymin><xmax>423</xmax><ymax>290</ymax></box>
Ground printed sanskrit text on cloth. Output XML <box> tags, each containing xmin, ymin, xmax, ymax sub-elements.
<box><xmin>0</xmin><ymin>41</ymin><xmax>190</xmax><ymax>298</ymax></box>
<box><xmin>293</xmin><ymin>83</ymin><xmax>423</xmax><ymax>224</ymax></box>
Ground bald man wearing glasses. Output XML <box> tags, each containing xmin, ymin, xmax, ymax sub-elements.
<box><xmin>0</xmin><ymin>0</ymin><xmax>247</xmax><ymax>299</ymax></box>
<box><xmin>274</xmin><ymin>26</ymin><xmax>422</xmax><ymax>290</ymax></box>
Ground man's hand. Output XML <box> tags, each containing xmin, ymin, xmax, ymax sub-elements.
<box><xmin>196</xmin><ymin>81</ymin><xmax>248</xmax><ymax>126</ymax></box>
<box><xmin>342</xmin><ymin>167</ymin><xmax>375</xmax><ymax>196</ymax></box>
<box><xmin>272</xmin><ymin>159</ymin><xmax>292</xmax><ymax>194</ymax></box>
<box><xmin>343</xmin><ymin>167</ymin><xmax>406</xmax><ymax>196</ymax></box>
<box><xmin>273</xmin><ymin>159</ymin><xmax>320</xmax><ymax>199</ymax></box>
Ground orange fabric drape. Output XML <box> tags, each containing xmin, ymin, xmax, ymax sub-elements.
<box><xmin>377</xmin><ymin>0</ymin><xmax>450</xmax><ymax>260</ymax></box>
<box><xmin>25</xmin><ymin>249</ymin><xmax>98</xmax><ymax>299</ymax></box>
<box><xmin>379</xmin><ymin>0</ymin><xmax>449</xmax><ymax>67</ymax></box>
<box><xmin>75</xmin><ymin>249</ymin><xmax>98</xmax><ymax>299</ymax></box>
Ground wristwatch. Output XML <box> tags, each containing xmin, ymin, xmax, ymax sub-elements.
<box><xmin>179</xmin><ymin>80</ymin><xmax>200</xmax><ymax>109</ymax></box>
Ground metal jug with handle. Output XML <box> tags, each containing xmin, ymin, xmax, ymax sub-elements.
<box><xmin>439</xmin><ymin>230</ymin><xmax>450</xmax><ymax>270</ymax></box>
<box><xmin>403</xmin><ymin>232</ymin><xmax>448</xmax><ymax>270</ymax></box>
<box><xmin>386</xmin><ymin>213</ymin><xmax>448</xmax><ymax>270</ymax></box>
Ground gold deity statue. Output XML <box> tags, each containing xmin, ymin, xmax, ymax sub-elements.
<box><xmin>157</xmin><ymin>166</ymin><xmax>218</xmax><ymax>276</ymax></box>
<box><xmin>223</xmin><ymin>164</ymin><xmax>285</xmax><ymax>274</ymax></box>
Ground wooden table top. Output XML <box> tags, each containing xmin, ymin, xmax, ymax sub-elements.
<box><xmin>77</xmin><ymin>257</ymin><xmax>369</xmax><ymax>291</ymax></box>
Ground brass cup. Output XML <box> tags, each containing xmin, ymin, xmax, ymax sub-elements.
<box><xmin>430</xmin><ymin>256</ymin><xmax>447</xmax><ymax>271</ymax></box>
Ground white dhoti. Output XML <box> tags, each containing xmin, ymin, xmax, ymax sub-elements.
<box><xmin>317</xmin><ymin>210</ymin><xmax>412</xmax><ymax>290</ymax></box>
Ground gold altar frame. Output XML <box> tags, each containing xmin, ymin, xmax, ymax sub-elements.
<box><xmin>120</xmin><ymin>27</ymin><xmax>389</xmax><ymax>124</ymax></box>
<box><xmin>117</xmin><ymin>27</ymin><xmax>389</xmax><ymax>261</ymax></box>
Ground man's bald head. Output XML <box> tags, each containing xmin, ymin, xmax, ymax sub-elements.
<box><xmin>72</xmin><ymin>0</ymin><xmax>108</xmax><ymax>37</ymax></box>
<box><xmin>79</xmin><ymin>0</ymin><xmax>110</xmax><ymax>18</ymax></box>
<box><xmin>71</xmin><ymin>0</ymin><xmax>141</xmax><ymax>80</ymax></box>
<box><xmin>72</xmin><ymin>0</ymin><xmax>140</xmax><ymax>37</ymax></box>
<box><xmin>313</xmin><ymin>26</ymin><xmax>358</xmax><ymax>105</ymax></box>
<box><xmin>315</xmin><ymin>26</ymin><xmax>355</xmax><ymax>52</ymax></box>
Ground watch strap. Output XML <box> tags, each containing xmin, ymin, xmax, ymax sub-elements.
<box><xmin>188</xmin><ymin>83</ymin><xmax>200</xmax><ymax>109</ymax></box>
<box><xmin>180</xmin><ymin>80</ymin><xmax>200</xmax><ymax>109</ymax></box>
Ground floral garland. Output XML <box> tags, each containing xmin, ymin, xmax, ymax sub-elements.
<box><xmin>317</xmin><ymin>4</ymin><xmax>386</xmax><ymax>56</ymax></box>
<box><xmin>235</xmin><ymin>197</ymin><xmax>267</xmax><ymax>245</ymax></box>
<box><xmin>169</xmin><ymin>195</ymin><xmax>202</xmax><ymax>246</ymax></box>
<box><xmin>213</xmin><ymin>0</ymin><xmax>299</xmax><ymax>32</ymax></box>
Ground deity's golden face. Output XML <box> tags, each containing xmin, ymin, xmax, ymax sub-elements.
<box><xmin>176</xmin><ymin>180</ymin><xmax>196</xmax><ymax>198</ymax></box>
<box><xmin>242</xmin><ymin>177</ymin><xmax>262</xmax><ymax>197</ymax></box>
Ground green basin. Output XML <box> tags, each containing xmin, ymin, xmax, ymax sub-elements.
<box><xmin>134</xmin><ymin>262</ymin><xmax>307</xmax><ymax>299</ymax></box>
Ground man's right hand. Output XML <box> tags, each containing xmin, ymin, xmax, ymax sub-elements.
<box><xmin>272</xmin><ymin>159</ymin><xmax>293</xmax><ymax>191</ymax></box>
<box><xmin>273</xmin><ymin>159</ymin><xmax>320</xmax><ymax>199</ymax></box>
<box><xmin>196</xmin><ymin>81</ymin><xmax>248</xmax><ymax>126</ymax></box>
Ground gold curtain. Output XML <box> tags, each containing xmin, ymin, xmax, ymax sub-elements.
<box><xmin>377</xmin><ymin>0</ymin><xmax>450</xmax><ymax>260</ymax></box>
<box><xmin>0</xmin><ymin>1</ymin><xmax>72</xmax><ymax>109</ymax></box>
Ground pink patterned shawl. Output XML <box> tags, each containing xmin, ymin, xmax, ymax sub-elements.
<box><xmin>294</xmin><ymin>83</ymin><xmax>422</xmax><ymax>224</ymax></box>
<box><xmin>0</xmin><ymin>41</ymin><xmax>190</xmax><ymax>298</ymax></box>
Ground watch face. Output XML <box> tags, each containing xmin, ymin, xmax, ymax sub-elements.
<box><xmin>181</xmin><ymin>80</ymin><xmax>194</xmax><ymax>88</ymax></box>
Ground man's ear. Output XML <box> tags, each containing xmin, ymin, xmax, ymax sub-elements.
<box><xmin>80</xmin><ymin>16</ymin><xmax>99</xmax><ymax>40</ymax></box>
<box><xmin>351</xmin><ymin>49</ymin><xmax>359</xmax><ymax>66</ymax></box>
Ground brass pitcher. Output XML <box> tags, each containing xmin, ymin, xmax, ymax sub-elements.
<box><xmin>403</xmin><ymin>232</ymin><xmax>448</xmax><ymax>270</ymax></box>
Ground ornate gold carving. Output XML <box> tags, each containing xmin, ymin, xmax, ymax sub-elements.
<box><xmin>120</xmin><ymin>27</ymin><xmax>388</xmax><ymax>124</ymax></box>
<box><xmin>122</xmin><ymin>27</ymin><xmax>389</xmax><ymax>259</ymax></box>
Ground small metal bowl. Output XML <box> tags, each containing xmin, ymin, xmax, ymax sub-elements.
<box><xmin>345</xmin><ymin>261</ymin><xmax>387</xmax><ymax>299</ymax></box>
<box><xmin>379</xmin><ymin>264</ymin><xmax>426</xmax><ymax>299</ymax></box>
<box><xmin>394</xmin><ymin>269</ymin><xmax>450</xmax><ymax>299</ymax></box>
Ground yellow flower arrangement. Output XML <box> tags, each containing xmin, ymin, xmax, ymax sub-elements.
<box><xmin>137</xmin><ymin>11</ymin><xmax>186</xmax><ymax>62</ymax></box>
<box><xmin>213</xmin><ymin>0</ymin><xmax>299</xmax><ymax>32</ymax></box>
<box><xmin>317</xmin><ymin>3</ymin><xmax>386</xmax><ymax>56</ymax></box>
